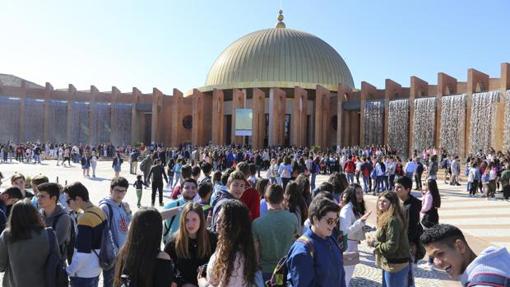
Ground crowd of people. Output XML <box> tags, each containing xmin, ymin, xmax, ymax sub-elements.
<box><xmin>0</xmin><ymin>142</ymin><xmax>508</xmax><ymax>287</ymax></box>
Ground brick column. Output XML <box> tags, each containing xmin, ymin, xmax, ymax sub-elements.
<box><xmin>493</xmin><ymin>64</ymin><xmax>510</xmax><ymax>151</ymax></box>
<box><xmin>252</xmin><ymin>88</ymin><xmax>266</xmax><ymax>149</ymax></box>
<box><xmin>291</xmin><ymin>86</ymin><xmax>307</xmax><ymax>147</ymax></box>
<box><xmin>211</xmin><ymin>89</ymin><xmax>225</xmax><ymax>145</ymax></box>
<box><xmin>170</xmin><ymin>89</ymin><xmax>183</xmax><ymax>147</ymax></box>
<box><xmin>500</xmin><ymin>63</ymin><xmax>510</xmax><ymax>151</ymax></box>
<box><xmin>268</xmin><ymin>88</ymin><xmax>286</xmax><ymax>146</ymax></box>
<box><xmin>314</xmin><ymin>85</ymin><xmax>330</xmax><ymax>149</ymax></box>
<box><xmin>231</xmin><ymin>89</ymin><xmax>246</xmax><ymax>145</ymax></box>
<box><xmin>342</xmin><ymin>110</ymin><xmax>350</xmax><ymax>146</ymax></box>
<box><xmin>151</xmin><ymin>88</ymin><xmax>163</xmax><ymax>144</ymax></box>
<box><xmin>337</xmin><ymin>84</ymin><xmax>351</xmax><ymax>148</ymax></box>
<box><xmin>131</xmin><ymin>87</ymin><xmax>142</xmax><ymax>145</ymax></box>
<box><xmin>192</xmin><ymin>89</ymin><xmax>206</xmax><ymax>146</ymax></box>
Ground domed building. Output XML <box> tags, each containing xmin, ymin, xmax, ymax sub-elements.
<box><xmin>163</xmin><ymin>10</ymin><xmax>359</xmax><ymax>149</ymax></box>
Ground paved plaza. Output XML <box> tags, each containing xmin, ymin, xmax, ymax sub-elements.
<box><xmin>0</xmin><ymin>160</ymin><xmax>508</xmax><ymax>286</ymax></box>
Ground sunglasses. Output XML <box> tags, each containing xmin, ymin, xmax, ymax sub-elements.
<box><xmin>325</xmin><ymin>217</ymin><xmax>339</xmax><ymax>226</ymax></box>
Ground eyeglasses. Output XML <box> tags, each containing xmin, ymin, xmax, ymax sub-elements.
<box><xmin>113</xmin><ymin>188</ymin><xmax>128</xmax><ymax>193</ymax></box>
<box><xmin>325</xmin><ymin>217</ymin><xmax>339</xmax><ymax>226</ymax></box>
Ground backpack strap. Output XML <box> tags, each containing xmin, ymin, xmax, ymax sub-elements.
<box><xmin>51</xmin><ymin>213</ymin><xmax>65</xmax><ymax>231</ymax></box>
<box><xmin>466</xmin><ymin>273</ymin><xmax>510</xmax><ymax>287</ymax></box>
<box><xmin>46</xmin><ymin>228</ymin><xmax>56</xmax><ymax>255</ymax></box>
<box><xmin>296</xmin><ymin>235</ymin><xmax>314</xmax><ymax>258</ymax></box>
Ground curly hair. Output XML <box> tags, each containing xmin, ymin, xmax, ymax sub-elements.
<box><xmin>211</xmin><ymin>200</ymin><xmax>256</xmax><ymax>286</ymax></box>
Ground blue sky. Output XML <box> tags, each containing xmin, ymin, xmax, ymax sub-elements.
<box><xmin>1</xmin><ymin>0</ymin><xmax>509</xmax><ymax>94</ymax></box>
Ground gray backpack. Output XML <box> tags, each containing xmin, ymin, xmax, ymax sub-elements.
<box><xmin>89</xmin><ymin>205</ymin><xmax>118</xmax><ymax>270</ymax></box>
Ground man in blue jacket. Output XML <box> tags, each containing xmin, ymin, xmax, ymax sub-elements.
<box><xmin>286</xmin><ymin>196</ymin><xmax>346</xmax><ymax>287</ymax></box>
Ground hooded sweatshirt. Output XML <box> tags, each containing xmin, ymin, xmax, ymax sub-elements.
<box><xmin>41</xmin><ymin>204</ymin><xmax>71</xmax><ymax>248</ymax></box>
<box><xmin>460</xmin><ymin>246</ymin><xmax>510</xmax><ymax>286</ymax></box>
<box><xmin>99</xmin><ymin>198</ymin><xmax>131</xmax><ymax>249</ymax></box>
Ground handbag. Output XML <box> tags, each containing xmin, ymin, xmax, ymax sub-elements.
<box><xmin>343</xmin><ymin>251</ymin><xmax>360</xmax><ymax>266</ymax></box>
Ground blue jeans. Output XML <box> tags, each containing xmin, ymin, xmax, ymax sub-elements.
<box><xmin>103</xmin><ymin>266</ymin><xmax>115</xmax><ymax>287</ymax></box>
<box><xmin>346</xmin><ymin>173</ymin><xmax>355</xmax><ymax>184</ymax></box>
<box><xmin>70</xmin><ymin>276</ymin><xmax>99</xmax><ymax>287</ymax></box>
<box><xmin>311</xmin><ymin>173</ymin><xmax>317</xmax><ymax>190</ymax></box>
<box><xmin>362</xmin><ymin>175</ymin><xmax>371</xmax><ymax>192</ymax></box>
<box><xmin>382</xmin><ymin>264</ymin><xmax>409</xmax><ymax>287</ymax></box>
<box><xmin>376</xmin><ymin>176</ymin><xmax>385</xmax><ymax>192</ymax></box>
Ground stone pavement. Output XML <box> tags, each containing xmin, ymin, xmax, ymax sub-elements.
<box><xmin>1</xmin><ymin>160</ymin><xmax>508</xmax><ymax>286</ymax></box>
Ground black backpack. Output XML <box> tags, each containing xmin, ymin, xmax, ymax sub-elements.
<box><xmin>51</xmin><ymin>213</ymin><xmax>75</xmax><ymax>264</ymax></box>
<box><xmin>44</xmin><ymin>228</ymin><xmax>69</xmax><ymax>287</ymax></box>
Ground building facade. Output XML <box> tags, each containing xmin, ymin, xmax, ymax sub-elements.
<box><xmin>0</xmin><ymin>11</ymin><xmax>509</xmax><ymax>157</ymax></box>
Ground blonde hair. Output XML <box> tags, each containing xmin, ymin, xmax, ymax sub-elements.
<box><xmin>376</xmin><ymin>191</ymin><xmax>407</xmax><ymax>230</ymax></box>
<box><xmin>174</xmin><ymin>203</ymin><xmax>212</xmax><ymax>259</ymax></box>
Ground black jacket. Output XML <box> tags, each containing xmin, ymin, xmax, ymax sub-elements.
<box><xmin>403</xmin><ymin>195</ymin><xmax>423</xmax><ymax>246</ymax></box>
<box><xmin>148</xmin><ymin>164</ymin><xmax>168</xmax><ymax>184</ymax></box>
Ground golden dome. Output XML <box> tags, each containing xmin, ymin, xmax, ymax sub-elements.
<box><xmin>201</xmin><ymin>17</ymin><xmax>354</xmax><ymax>92</ymax></box>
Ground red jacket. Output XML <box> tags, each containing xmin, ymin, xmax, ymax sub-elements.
<box><xmin>344</xmin><ymin>160</ymin><xmax>355</xmax><ymax>173</ymax></box>
<box><xmin>240</xmin><ymin>180</ymin><xmax>260</xmax><ymax>221</ymax></box>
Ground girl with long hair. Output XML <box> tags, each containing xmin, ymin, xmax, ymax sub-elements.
<box><xmin>295</xmin><ymin>173</ymin><xmax>312</xmax><ymax>206</ymax></box>
<box><xmin>283</xmin><ymin>181</ymin><xmax>308</xmax><ymax>228</ymax></box>
<box><xmin>367</xmin><ymin>191</ymin><xmax>410</xmax><ymax>287</ymax></box>
<box><xmin>114</xmin><ymin>208</ymin><xmax>175</xmax><ymax>287</ymax></box>
<box><xmin>255</xmin><ymin>178</ymin><xmax>270</xmax><ymax>217</ymax></box>
<box><xmin>165</xmin><ymin>203</ymin><xmax>216</xmax><ymax>287</ymax></box>
<box><xmin>420</xmin><ymin>179</ymin><xmax>442</xmax><ymax>267</ymax></box>
<box><xmin>198</xmin><ymin>199</ymin><xmax>258</xmax><ymax>287</ymax></box>
<box><xmin>340</xmin><ymin>184</ymin><xmax>371</xmax><ymax>286</ymax></box>
<box><xmin>0</xmin><ymin>201</ymin><xmax>53</xmax><ymax>286</ymax></box>
<box><xmin>421</xmin><ymin>179</ymin><xmax>441</xmax><ymax>229</ymax></box>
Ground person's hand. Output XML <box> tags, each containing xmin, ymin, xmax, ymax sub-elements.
<box><xmin>171</xmin><ymin>283</ymin><xmax>177</xmax><ymax>287</ymax></box>
<box><xmin>366</xmin><ymin>237</ymin><xmax>376</xmax><ymax>247</ymax></box>
<box><xmin>361</xmin><ymin>210</ymin><xmax>372</xmax><ymax>223</ymax></box>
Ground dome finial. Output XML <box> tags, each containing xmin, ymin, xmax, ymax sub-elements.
<box><xmin>276</xmin><ymin>10</ymin><xmax>286</xmax><ymax>28</ymax></box>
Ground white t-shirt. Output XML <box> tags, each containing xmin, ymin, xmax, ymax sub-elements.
<box><xmin>206</xmin><ymin>252</ymin><xmax>247</xmax><ymax>287</ymax></box>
